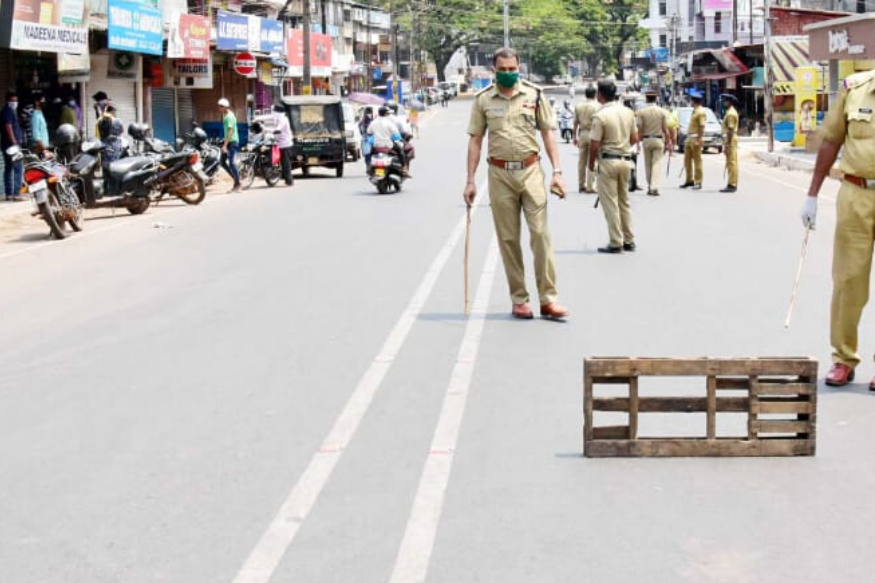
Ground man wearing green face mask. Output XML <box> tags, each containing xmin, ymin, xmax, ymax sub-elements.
<box><xmin>464</xmin><ymin>47</ymin><xmax>568</xmax><ymax>321</ymax></box>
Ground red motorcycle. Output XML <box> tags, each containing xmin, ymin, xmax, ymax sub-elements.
<box><xmin>6</xmin><ymin>146</ymin><xmax>84</xmax><ymax>239</ymax></box>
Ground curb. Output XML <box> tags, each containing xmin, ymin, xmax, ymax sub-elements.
<box><xmin>753</xmin><ymin>150</ymin><xmax>843</xmax><ymax>180</ymax></box>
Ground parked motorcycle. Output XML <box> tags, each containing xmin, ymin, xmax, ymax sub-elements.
<box><xmin>128</xmin><ymin>124</ymin><xmax>207</xmax><ymax>205</ymax></box>
<box><xmin>67</xmin><ymin>139</ymin><xmax>153</xmax><ymax>215</ymax></box>
<box><xmin>367</xmin><ymin>148</ymin><xmax>406</xmax><ymax>194</ymax></box>
<box><xmin>6</xmin><ymin>145</ymin><xmax>84</xmax><ymax>239</ymax></box>
<box><xmin>238</xmin><ymin>130</ymin><xmax>282</xmax><ymax>189</ymax></box>
<box><xmin>176</xmin><ymin>123</ymin><xmax>221</xmax><ymax>185</ymax></box>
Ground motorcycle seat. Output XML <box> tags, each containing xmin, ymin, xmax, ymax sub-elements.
<box><xmin>109</xmin><ymin>157</ymin><xmax>155</xmax><ymax>179</ymax></box>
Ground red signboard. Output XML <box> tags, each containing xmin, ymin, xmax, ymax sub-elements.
<box><xmin>168</xmin><ymin>13</ymin><xmax>211</xmax><ymax>60</ymax></box>
<box><xmin>234</xmin><ymin>52</ymin><xmax>257</xmax><ymax>76</ymax></box>
<box><xmin>286</xmin><ymin>30</ymin><xmax>333</xmax><ymax>69</ymax></box>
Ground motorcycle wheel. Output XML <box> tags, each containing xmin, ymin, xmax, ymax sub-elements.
<box><xmin>175</xmin><ymin>170</ymin><xmax>206</xmax><ymax>205</ymax></box>
<box><xmin>67</xmin><ymin>204</ymin><xmax>84</xmax><ymax>232</ymax></box>
<box><xmin>40</xmin><ymin>193</ymin><xmax>66</xmax><ymax>239</ymax></box>
<box><xmin>240</xmin><ymin>159</ymin><xmax>256</xmax><ymax>190</ymax></box>
<box><xmin>377</xmin><ymin>180</ymin><xmax>389</xmax><ymax>195</ymax></box>
<box><xmin>127</xmin><ymin>198</ymin><xmax>150</xmax><ymax>215</ymax></box>
<box><xmin>264</xmin><ymin>164</ymin><xmax>281</xmax><ymax>187</ymax></box>
<box><xmin>58</xmin><ymin>182</ymin><xmax>84</xmax><ymax>231</ymax></box>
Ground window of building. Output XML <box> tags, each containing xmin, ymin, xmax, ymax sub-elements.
<box><xmin>659</xmin><ymin>34</ymin><xmax>667</xmax><ymax>47</ymax></box>
<box><xmin>659</xmin><ymin>0</ymin><xmax>667</xmax><ymax>16</ymax></box>
<box><xmin>715</xmin><ymin>12</ymin><xmax>722</xmax><ymax>33</ymax></box>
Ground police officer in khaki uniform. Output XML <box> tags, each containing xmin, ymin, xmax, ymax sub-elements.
<box><xmin>720</xmin><ymin>93</ymin><xmax>739</xmax><ymax>192</ymax></box>
<box><xmin>589</xmin><ymin>80</ymin><xmax>638</xmax><ymax>253</ymax></box>
<box><xmin>801</xmin><ymin>68</ymin><xmax>875</xmax><ymax>387</ymax></box>
<box><xmin>681</xmin><ymin>89</ymin><xmax>706</xmax><ymax>190</ymax></box>
<box><xmin>635</xmin><ymin>90</ymin><xmax>672</xmax><ymax>196</ymax></box>
<box><xmin>573</xmin><ymin>86</ymin><xmax>599</xmax><ymax>193</ymax></box>
<box><xmin>464</xmin><ymin>47</ymin><xmax>568</xmax><ymax>320</ymax></box>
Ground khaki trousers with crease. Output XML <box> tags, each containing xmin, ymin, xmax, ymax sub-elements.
<box><xmin>488</xmin><ymin>162</ymin><xmax>558</xmax><ymax>306</ymax></box>
<box><xmin>642</xmin><ymin>137</ymin><xmax>664</xmax><ymax>191</ymax></box>
<box><xmin>597</xmin><ymin>158</ymin><xmax>634</xmax><ymax>247</ymax></box>
<box><xmin>577</xmin><ymin>131</ymin><xmax>594</xmax><ymax>191</ymax></box>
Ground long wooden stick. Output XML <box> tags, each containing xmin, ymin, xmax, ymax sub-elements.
<box><xmin>464</xmin><ymin>204</ymin><xmax>471</xmax><ymax>315</ymax></box>
<box><xmin>784</xmin><ymin>224</ymin><xmax>812</xmax><ymax>329</ymax></box>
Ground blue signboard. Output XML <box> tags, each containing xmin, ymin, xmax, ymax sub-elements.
<box><xmin>107</xmin><ymin>0</ymin><xmax>163</xmax><ymax>55</ymax></box>
<box><xmin>260</xmin><ymin>19</ymin><xmax>284</xmax><ymax>54</ymax></box>
<box><xmin>217</xmin><ymin>10</ymin><xmax>250</xmax><ymax>51</ymax></box>
<box><xmin>645</xmin><ymin>47</ymin><xmax>670</xmax><ymax>63</ymax></box>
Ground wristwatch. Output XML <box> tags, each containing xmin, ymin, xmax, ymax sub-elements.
<box><xmin>553</xmin><ymin>169</ymin><xmax>562</xmax><ymax>175</ymax></box>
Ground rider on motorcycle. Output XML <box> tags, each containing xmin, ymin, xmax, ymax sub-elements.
<box><xmin>384</xmin><ymin>101</ymin><xmax>413</xmax><ymax>177</ymax></box>
<box><xmin>367</xmin><ymin>106</ymin><xmax>406</xmax><ymax>172</ymax></box>
<box><xmin>558</xmin><ymin>100</ymin><xmax>575</xmax><ymax>140</ymax></box>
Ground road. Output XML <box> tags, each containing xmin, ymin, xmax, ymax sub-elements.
<box><xmin>1</xmin><ymin>97</ymin><xmax>873</xmax><ymax>583</ymax></box>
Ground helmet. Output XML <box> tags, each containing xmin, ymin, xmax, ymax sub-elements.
<box><xmin>54</xmin><ymin>123</ymin><xmax>80</xmax><ymax>146</ymax></box>
<box><xmin>385</xmin><ymin>101</ymin><xmax>399</xmax><ymax>114</ymax></box>
<box><xmin>549</xmin><ymin>97</ymin><xmax>556</xmax><ymax>104</ymax></box>
<box><xmin>563</xmin><ymin>100</ymin><xmax>570</xmax><ymax>107</ymax></box>
<box><xmin>378</xmin><ymin>105</ymin><xmax>391</xmax><ymax>116</ymax></box>
<box><xmin>217</xmin><ymin>98</ymin><xmax>230</xmax><ymax>108</ymax></box>
<box><xmin>191</xmin><ymin>127</ymin><xmax>208</xmax><ymax>147</ymax></box>
<box><xmin>127</xmin><ymin>123</ymin><xmax>150</xmax><ymax>141</ymax></box>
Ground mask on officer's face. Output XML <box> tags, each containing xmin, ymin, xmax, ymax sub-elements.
<box><xmin>495</xmin><ymin>71</ymin><xmax>519</xmax><ymax>88</ymax></box>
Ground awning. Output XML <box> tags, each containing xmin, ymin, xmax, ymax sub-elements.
<box><xmin>687</xmin><ymin>48</ymin><xmax>750</xmax><ymax>81</ymax></box>
<box><xmin>770</xmin><ymin>39</ymin><xmax>812</xmax><ymax>83</ymax></box>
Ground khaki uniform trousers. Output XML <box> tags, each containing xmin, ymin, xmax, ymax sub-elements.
<box><xmin>597</xmin><ymin>158</ymin><xmax>634</xmax><ymax>247</ymax></box>
<box><xmin>577</xmin><ymin>131</ymin><xmax>594</xmax><ymax>191</ymax></box>
<box><xmin>831</xmin><ymin>181</ymin><xmax>875</xmax><ymax>367</ymax></box>
<box><xmin>725</xmin><ymin>137</ymin><xmax>738</xmax><ymax>186</ymax></box>
<box><xmin>488</xmin><ymin>162</ymin><xmax>558</xmax><ymax>305</ymax></box>
<box><xmin>684</xmin><ymin>141</ymin><xmax>703</xmax><ymax>184</ymax></box>
<box><xmin>642</xmin><ymin>137</ymin><xmax>664</xmax><ymax>191</ymax></box>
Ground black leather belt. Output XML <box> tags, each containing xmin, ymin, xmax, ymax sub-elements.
<box><xmin>600</xmin><ymin>153</ymin><xmax>632</xmax><ymax>160</ymax></box>
<box><xmin>644</xmin><ymin>135</ymin><xmax>663</xmax><ymax>139</ymax></box>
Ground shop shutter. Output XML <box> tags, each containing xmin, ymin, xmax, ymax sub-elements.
<box><xmin>85</xmin><ymin>53</ymin><xmax>138</xmax><ymax>140</ymax></box>
<box><xmin>0</xmin><ymin>50</ymin><xmax>11</xmax><ymax>185</ymax></box>
<box><xmin>177</xmin><ymin>89</ymin><xmax>195</xmax><ymax>135</ymax></box>
<box><xmin>151</xmin><ymin>88</ymin><xmax>176</xmax><ymax>143</ymax></box>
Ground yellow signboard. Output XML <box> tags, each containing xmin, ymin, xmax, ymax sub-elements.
<box><xmin>302</xmin><ymin>84</ymin><xmax>312</xmax><ymax>96</ymax></box>
<box><xmin>794</xmin><ymin>66</ymin><xmax>818</xmax><ymax>147</ymax></box>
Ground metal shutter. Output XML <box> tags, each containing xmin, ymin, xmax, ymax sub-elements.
<box><xmin>85</xmin><ymin>53</ymin><xmax>138</xmax><ymax>140</ymax></box>
<box><xmin>177</xmin><ymin>89</ymin><xmax>194</xmax><ymax>136</ymax></box>
<box><xmin>150</xmin><ymin>88</ymin><xmax>176</xmax><ymax>143</ymax></box>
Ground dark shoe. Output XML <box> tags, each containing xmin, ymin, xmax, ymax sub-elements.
<box><xmin>692</xmin><ymin>183</ymin><xmax>702</xmax><ymax>190</ymax></box>
<box><xmin>230</xmin><ymin>182</ymin><xmax>242</xmax><ymax>193</ymax></box>
<box><xmin>648</xmin><ymin>189</ymin><xmax>660</xmax><ymax>196</ymax></box>
<box><xmin>679</xmin><ymin>182</ymin><xmax>694</xmax><ymax>188</ymax></box>
<box><xmin>825</xmin><ymin>363</ymin><xmax>855</xmax><ymax>386</ymax></box>
<box><xmin>578</xmin><ymin>188</ymin><xmax>585</xmax><ymax>193</ymax></box>
<box><xmin>511</xmin><ymin>303</ymin><xmax>534</xmax><ymax>320</ymax></box>
<box><xmin>286</xmin><ymin>180</ymin><xmax>294</xmax><ymax>186</ymax></box>
<box><xmin>719</xmin><ymin>185</ymin><xmax>737</xmax><ymax>193</ymax></box>
<box><xmin>540</xmin><ymin>302</ymin><xmax>568</xmax><ymax>319</ymax></box>
<box><xmin>585</xmin><ymin>188</ymin><xmax>597</xmax><ymax>194</ymax></box>
<box><xmin>869</xmin><ymin>376</ymin><xmax>875</xmax><ymax>391</ymax></box>
<box><xmin>598</xmin><ymin>245</ymin><xmax>623</xmax><ymax>254</ymax></box>
<box><xmin>622</xmin><ymin>242</ymin><xmax>636</xmax><ymax>252</ymax></box>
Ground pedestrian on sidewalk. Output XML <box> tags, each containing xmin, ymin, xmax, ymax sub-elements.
<box><xmin>589</xmin><ymin>79</ymin><xmax>638</xmax><ymax>254</ymax></box>
<box><xmin>800</xmin><ymin>68</ymin><xmax>875</xmax><ymax>388</ymax></box>
<box><xmin>680</xmin><ymin>89</ymin><xmax>706</xmax><ymax>190</ymax></box>
<box><xmin>573</xmin><ymin>85</ymin><xmax>599</xmax><ymax>194</ymax></box>
<box><xmin>218</xmin><ymin>98</ymin><xmax>241</xmax><ymax>192</ymax></box>
<box><xmin>30</xmin><ymin>94</ymin><xmax>49</xmax><ymax>155</ymax></box>
<box><xmin>463</xmin><ymin>46</ymin><xmax>568</xmax><ymax>320</ymax></box>
<box><xmin>720</xmin><ymin>93</ymin><xmax>739</xmax><ymax>192</ymax></box>
<box><xmin>1</xmin><ymin>90</ymin><xmax>25</xmax><ymax>202</ymax></box>
<box><xmin>636</xmin><ymin>89</ymin><xmax>671</xmax><ymax>196</ymax></box>
<box><xmin>272</xmin><ymin>104</ymin><xmax>294</xmax><ymax>186</ymax></box>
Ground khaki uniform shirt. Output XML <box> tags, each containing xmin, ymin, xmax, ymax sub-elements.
<box><xmin>591</xmin><ymin>101</ymin><xmax>637</xmax><ymax>156</ymax></box>
<box><xmin>467</xmin><ymin>80</ymin><xmax>555</xmax><ymax>162</ymax></box>
<box><xmin>574</xmin><ymin>100</ymin><xmax>600</xmax><ymax>132</ymax></box>
<box><xmin>819</xmin><ymin>69</ymin><xmax>875</xmax><ymax>179</ymax></box>
<box><xmin>636</xmin><ymin>104</ymin><xmax>667</xmax><ymax>139</ymax></box>
<box><xmin>687</xmin><ymin>106</ymin><xmax>707</xmax><ymax>143</ymax></box>
<box><xmin>722</xmin><ymin>106</ymin><xmax>738</xmax><ymax>139</ymax></box>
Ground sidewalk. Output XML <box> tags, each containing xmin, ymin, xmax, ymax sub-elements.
<box><xmin>744</xmin><ymin>137</ymin><xmax>842</xmax><ymax>178</ymax></box>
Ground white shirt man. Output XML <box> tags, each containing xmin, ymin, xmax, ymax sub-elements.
<box><xmin>367</xmin><ymin>114</ymin><xmax>400</xmax><ymax>150</ymax></box>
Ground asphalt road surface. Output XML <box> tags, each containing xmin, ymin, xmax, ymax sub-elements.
<box><xmin>1</xmin><ymin>97</ymin><xmax>873</xmax><ymax>583</ymax></box>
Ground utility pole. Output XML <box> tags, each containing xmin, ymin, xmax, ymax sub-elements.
<box><xmin>303</xmin><ymin>0</ymin><xmax>312</xmax><ymax>94</ymax></box>
<box><xmin>749</xmin><ymin>0</ymin><xmax>753</xmax><ymax>44</ymax></box>
<box><xmin>731</xmin><ymin>0</ymin><xmax>737</xmax><ymax>45</ymax></box>
<box><xmin>366</xmin><ymin>0</ymin><xmax>372</xmax><ymax>92</ymax></box>
<box><xmin>764</xmin><ymin>0</ymin><xmax>774</xmax><ymax>152</ymax></box>
<box><xmin>503</xmin><ymin>0</ymin><xmax>509</xmax><ymax>47</ymax></box>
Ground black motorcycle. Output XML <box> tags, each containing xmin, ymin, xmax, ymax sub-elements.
<box><xmin>67</xmin><ymin>139</ymin><xmax>153</xmax><ymax>215</ymax></box>
<box><xmin>128</xmin><ymin>124</ymin><xmax>207</xmax><ymax>205</ymax></box>
<box><xmin>367</xmin><ymin>148</ymin><xmax>406</xmax><ymax>194</ymax></box>
<box><xmin>238</xmin><ymin>131</ymin><xmax>282</xmax><ymax>189</ymax></box>
<box><xmin>176</xmin><ymin>123</ymin><xmax>221</xmax><ymax>186</ymax></box>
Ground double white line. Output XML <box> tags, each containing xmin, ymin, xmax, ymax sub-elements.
<box><xmin>232</xmin><ymin>181</ymin><xmax>495</xmax><ymax>583</ymax></box>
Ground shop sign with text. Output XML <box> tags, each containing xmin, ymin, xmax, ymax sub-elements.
<box><xmin>167</xmin><ymin>12</ymin><xmax>211</xmax><ymax>59</ymax></box>
<box><xmin>167</xmin><ymin>58</ymin><xmax>213</xmax><ymax>89</ymax></box>
<box><xmin>107</xmin><ymin>0</ymin><xmax>163</xmax><ymax>55</ymax></box>
<box><xmin>217</xmin><ymin>10</ymin><xmax>285</xmax><ymax>53</ymax></box>
<box><xmin>286</xmin><ymin>29</ymin><xmax>333</xmax><ymax>76</ymax></box>
<box><xmin>810</xmin><ymin>20</ymin><xmax>875</xmax><ymax>60</ymax></box>
<box><xmin>9</xmin><ymin>0</ymin><xmax>88</xmax><ymax>54</ymax></box>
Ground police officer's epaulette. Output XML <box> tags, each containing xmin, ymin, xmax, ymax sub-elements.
<box><xmin>474</xmin><ymin>84</ymin><xmax>493</xmax><ymax>97</ymax></box>
<box><xmin>520</xmin><ymin>79</ymin><xmax>543</xmax><ymax>92</ymax></box>
<box><xmin>844</xmin><ymin>69</ymin><xmax>875</xmax><ymax>90</ymax></box>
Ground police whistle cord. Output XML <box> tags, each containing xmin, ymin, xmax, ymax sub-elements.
<box><xmin>784</xmin><ymin>224</ymin><xmax>812</xmax><ymax>329</ymax></box>
<box><xmin>464</xmin><ymin>204</ymin><xmax>472</xmax><ymax>315</ymax></box>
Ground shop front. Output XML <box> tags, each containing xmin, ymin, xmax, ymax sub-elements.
<box><xmin>806</xmin><ymin>13</ymin><xmax>875</xmax><ymax>97</ymax></box>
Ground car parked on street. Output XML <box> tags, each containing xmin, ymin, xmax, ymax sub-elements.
<box><xmin>676</xmin><ymin>106</ymin><xmax>724</xmax><ymax>154</ymax></box>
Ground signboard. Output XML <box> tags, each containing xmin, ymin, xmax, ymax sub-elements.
<box><xmin>794</xmin><ymin>66</ymin><xmax>818</xmax><ymax>146</ymax></box>
<box><xmin>108</xmin><ymin>50</ymin><xmax>140</xmax><ymax>80</ymax></box>
<box><xmin>218</xmin><ymin>10</ymin><xmax>284</xmax><ymax>53</ymax></box>
<box><xmin>167</xmin><ymin>13</ymin><xmax>211</xmax><ymax>59</ymax></box>
<box><xmin>703</xmin><ymin>0</ymin><xmax>732</xmax><ymax>10</ymax></box>
<box><xmin>286</xmin><ymin>30</ymin><xmax>333</xmax><ymax>77</ymax></box>
<box><xmin>810</xmin><ymin>20</ymin><xmax>873</xmax><ymax>60</ymax></box>
<box><xmin>58</xmin><ymin>51</ymin><xmax>90</xmax><ymax>83</ymax></box>
<box><xmin>167</xmin><ymin>58</ymin><xmax>213</xmax><ymax>89</ymax></box>
<box><xmin>217</xmin><ymin>10</ymin><xmax>249</xmax><ymax>51</ymax></box>
<box><xmin>8</xmin><ymin>0</ymin><xmax>88</xmax><ymax>54</ymax></box>
<box><xmin>107</xmin><ymin>0</ymin><xmax>163</xmax><ymax>55</ymax></box>
<box><xmin>234</xmin><ymin>52</ymin><xmax>256</xmax><ymax>76</ymax></box>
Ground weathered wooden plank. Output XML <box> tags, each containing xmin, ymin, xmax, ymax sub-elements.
<box><xmin>592</xmin><ymin>397</ymin><xmax>749</xmax><ymax>413</ymax></box>
<box><xmin>715</xmin><ymin>377</ymin><xmax>751</xmax><ymax>390</ymax></box>
<box><xmin>584</xmin><ymin>372</ymin><xmax>594</xmax><ymax>444</ymax></box>
<box><xmin>753</xmin><ymin>400</ymin><xmax>816</xmax><ymax>415</ymax></box>
<box><xmin>584</xmin><ymin>438</ymin><xmax>815</xmax><ymax>458</ymax></box>
<box><xmin>756</xmin><ymin>382</ymin><xmax>816</xmax><ymax>396</ymax></box>
<box><xmin>707</xmin><ymin>375</ymin><xmax>717</xmax><ymax>440</ymax></box>
<box><xmin>753</xmin><ymin>420</ymin><xmax>815</xmax><ymax>434</ymax></box>
<box><xmin>590</xmin><ymin>376</ymin><xmax>634</xmax><ymax>385</ymax></box>
<box><xmin>585</xmin><ymin>357</ymin><xmax>817</xmax><ymax>377</ymax></box>
<box><xmin>629</xmin><ymin>376</ymin><xmax>639</xmax><ymax>440</ymax></box>
<box><xmin>592</xmin><ymin>425</ymin><xmax>631</xmax><ymax>439</ymax></box>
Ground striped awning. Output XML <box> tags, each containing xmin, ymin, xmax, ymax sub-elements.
<box><xmin>771</xmin><ymin>39</ymin><xmax>813</xmax><ymax>84</ymax></box>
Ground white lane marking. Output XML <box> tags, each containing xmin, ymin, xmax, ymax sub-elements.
<box><xmin>746</xmin><ymin>165</ymin><xmax>838</xmax><ymax>202</ymax></box>
<box><xmin>387</xmin><ymin>237</ymin><xmax>499</xmax><ymax>583</ymax></box>
<box><xmin>231</xmin><ymin>181</ymin><xmax>489</xmax><ymax>583</ymax></box>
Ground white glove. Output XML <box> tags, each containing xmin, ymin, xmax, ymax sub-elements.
<box><xmin>800</xmin><ymin>196</ymin><xmax>817</xmax><ymax>230</ymax></box>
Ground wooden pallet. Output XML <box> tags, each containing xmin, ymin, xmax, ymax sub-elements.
<box><xmin>583</xmin><ymin>357</ymin><xmax>818</xmax><ymax>457</ymax></box>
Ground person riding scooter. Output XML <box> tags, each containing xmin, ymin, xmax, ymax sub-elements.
<box><xmin>558</xmin><ymin>99</ymin><xmax>575</xmax><ymax>142</ymax></box>
<box><xmin>384</xmin><ymin>101</ymin><xmax>413</xmax><ymax>177</ymax></box>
